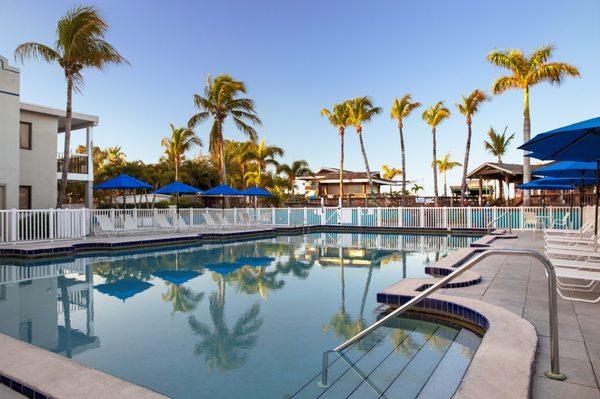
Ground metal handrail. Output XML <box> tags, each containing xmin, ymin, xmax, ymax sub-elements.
<box><xmin>486</xmin><ymin>212</ymin><xmax>512</xmax><ymax>234</ymax></box>
<box><xmin>320</xmin><ymin>249</ymin><xmax>566</xmax><ymax>387</ymax></box>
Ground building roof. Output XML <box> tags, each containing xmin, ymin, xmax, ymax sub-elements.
<box><xmin>297</xmin><ymin>168</ymin><xmax>401</xmax><ymax>185</ymax></box>
<box><xmin>20</xmin><ymin>102</ymin><xmax>98</xmax><ymax>132</ymax></box>
<box><xmin>466</xmin><ymin>162</ymin><xmax>545</xmax><ymax>183</ymax></box>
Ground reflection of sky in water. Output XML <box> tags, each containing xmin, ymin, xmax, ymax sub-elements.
<box><xmin>0</xmin><ymin>233</ymin><xmax>478</xmax><ymax>399</ymax></box>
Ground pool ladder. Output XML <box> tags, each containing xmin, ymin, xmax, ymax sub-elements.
<box><xmin>320</xmin><ymin>249</ymin><xmax>566</xmax><ymax>387</ymax></box>
<box><xmin>486</xmin><ymin>212</ymin><xmax>512</xmax><ymax>234</ymax></box>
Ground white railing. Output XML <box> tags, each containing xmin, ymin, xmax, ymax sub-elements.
<box><xmin>0</xmin><ymin>206</ymin><xmax>588</xmax><ymax>244</ymax></box>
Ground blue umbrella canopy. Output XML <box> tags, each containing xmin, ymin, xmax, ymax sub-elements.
<box><xmin>94</xmin><ymin>279</ymin><xmax>153</xmax><ymax>301</ymax></box>
<box><xmin>241</xmin><ymin>187</ymin><xmax>273</xmax><ymax>197</ymax></box>
<box><xmin>205</xmin><ymin>262</ymin><xmax>243</xmax><ymax>276</ymax></box>
<box><xmin>534</xmin><ymin>161</ymin><xmax>599</xmax><ymax>178</ymax></box>
<box><xmin>154</xmin><ymin>181</ymin><xmax>202</xmax><ymax>195</ymax></box>
<box><xmin>236</xmin><ymin>256</ymin><xmax>276</xmax><ymax>267</ymax></box>
<box><xmin>152</xmin><ymin>270</ymin><xmax>201</xmax><ymax>285</ymax></box>
<box><xmin>519</xmin><ymin>117</ymin><xmax>600</xmax><ymax>161</ymax></box>
<box><xmin>94</xmin><ymin>174</ymin><xmax>153</xmax><ymax>190</ymax></box>
<box><xmin>518</xmin><ymin>178</ymin><xmax>576</xmax><ymax>190</ymax></box>
<box><xmin>202</xmin><ymin>184</ymin><xmax>243</xmax><ymax>196</ymax></box>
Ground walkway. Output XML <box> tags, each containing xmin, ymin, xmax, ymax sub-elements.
<box><xmin>439</xmin><ymin>231</ymin><xmax>600</xmax><ymax>398</ymax></box>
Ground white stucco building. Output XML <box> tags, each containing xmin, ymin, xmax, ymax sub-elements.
<box><xmin>0</xmin><ymin>55</ymin><xmax>97</xmax><ymax>209</ymax></box>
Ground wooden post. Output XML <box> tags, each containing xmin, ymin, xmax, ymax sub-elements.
<box><xmin>478</xmin><ymin>178</ymin><xmax>483</xmax><ymax>206</ymax></box>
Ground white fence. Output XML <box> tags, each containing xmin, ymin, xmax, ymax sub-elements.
<box><xmin>0</xmin><ymin>206</ymin><xmax>589</xmax><ymax>244</ymax></box>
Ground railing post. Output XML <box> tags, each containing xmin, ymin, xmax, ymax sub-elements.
<box><xmin>357</xmin><ymin>207</ymin><xmax>362</xmax><ymax>227</ymax></box>
<box><xmin>10</xmin><ymin>209</ymin><xmax>16</xmax><ymax>242</ymax></box>
<box><xmin>467</xmin><ymin>206</ymin><xmax>472</xmax><ymax>228</ymax></box>
<box><xmin>493</xmin><ymin>206</ymin><xmax>498</xmax><ymax>228</ymax></box>
<box><xmin>419</xmin><ymin>207</ymin><xmax>425</xmax><ymax>228</ymax></box>
<box><xmin>287</xmin><ymin>208</ymin><xmax>292</xmax><ymax>226</ymax></box>
<box><xmin>80</xmin><ymin>208</ymin><xmax>86</xmax><ymax>238</ymax></box>
<box><xmin>520</xmin><ymin>206</ymin><xmax>525</xmax><ymax>230</ymax></box>
<box><xmin>443</xmin><ymin>207</ymin><xmax>448</xmax><ymax>230</ymax></box>
<box><xmin>272</xmin><ymin>208</ymin><xmax>276</xmax><ymax>225</ymax></box>
<box><xmin>48</xmin><ymin>209</ymin><xmax>55</xmax><ymax>241</ymax></box>
<box><xmin>398</xmin><ymin>207</ymin><xmax>402</xmax><ymax>227</ymax></box>
<box><xmin>234</xmin><ymin>208</ymin><xmax>238</xmax><ymax>225</ymax></box>
<box><xmin>303</xmin><ymin>207</ymin><xmax>307</xmax><ymax>225</ymax></box>
<box><xmin>549</xmin><ymin>206</ymin><xmax>554</xmax><ymax>228</ymax></box>
<box><xmin>377</xmin><ymin>208</ymin><xmax>381</xmax><ymax>227</ymax></box>
<box><xmin>133</xmin><ymin>207</ymin><xmax>138</xmax><ymax>227</ymax></box>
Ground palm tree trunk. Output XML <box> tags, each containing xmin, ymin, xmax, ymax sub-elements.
<box><xmin>175</xmin><ymin>158</ymin><xmax>179</xmax><ymax>181</ymax></box>
<box><xmin>522</xmin><ymin>86</ymin><xmax>531</xmax><ymax>206</ymax></box>
<box><xmin>498</xmin><ymin>157</ymin><xmax>504</xmax><ymax>202</ymax></box>
<box><xmin>339</xmin><ymin>128</ymin><xmax>344</xmax><ymax>206</ymax></box>
<box><xmin>357</xmin><ymin>128</ymin><xmax>373</xmax><ymax>196</ymax></box>
<box><xmin>460</xmin><ymin>122</ymin><xmax>472</xmax><ymax>206</ymax></box>
<box><xmin>399</xmin><ymin>123</ymin><xmax>406</xmax><ymax>206</ymax></box>
<box><xmin>443</xmin><ymin>171</ymin><xmax>448</xmax><ymax>197</ymax></box>
<box><xmin>56</xmin><ymin>74</ymin><xmax>73</xmax><ymax>208</ymax></box>
<box><xmin>432</xmin><ymin>128</ymin><xmax>439</xmax><ymax>206</ymax></box>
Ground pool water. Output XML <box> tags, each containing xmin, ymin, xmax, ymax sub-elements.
<box><xmin>0</xmin><ymin>233</ymin><xmax>480</xmax><ymax>399</ymax></box>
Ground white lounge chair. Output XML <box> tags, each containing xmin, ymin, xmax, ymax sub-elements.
<box><xmin>545</xmin><ymin>218</ymin><xmax>595</xmax><ymax>237</ymax></box>
<box><xmin>177</xmin><ymin>214</ymin><xmax>195</xmax><ymax>230</ymax></box>
<box><xmin>94</xmin><ymin>214</ymin><xmax>136</xmax><ymax>237</ymax></box>
<box><xmin>553</xmin><ymin>267</ymin><xmax>600</xmax><ymax>303</ymax></box>
<box><xmin>154</xmin><ymin>213</ymin><xmax>177</xmax><ymax>232</ymax></box>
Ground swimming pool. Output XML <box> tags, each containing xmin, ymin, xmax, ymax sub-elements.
<box><xmin>0</xmin><ymin>232</ymin><xmax>480</xmax><ymax>398</ymax></box>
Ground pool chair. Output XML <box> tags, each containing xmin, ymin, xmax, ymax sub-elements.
<box><xmin>553</xmin><ymin>267</ymin><xmax>600</xmax><ymax>303</ymax></box>
<box><xmin>176</xmin><ymin>214</ymin><xmax>196</xmax><ymax>231</ymax></box>
<box><xmin>124</xmin><ymin>215</ymin><xmax>154</xmax><ymax>234</ymax></box>
<box><xmin>94</xmin><ymin>214</ymin><xmax>137</xmax><ymax>237</ymax></box>
<box><xmin>545</xmin><ymin>218</ymin><xmax>595</xmax><ymax>237</ymax></box>
<box><xmin>549</xmin><ymin>212</ymin><xmax>571</xmax><ymax>230</ymax></box>
<box><xmin>523</xmin><ymin>212</ymin><xmax>545</xmax><ymax>230</ymax></box>
<box><xmin>153</xmin><ymin>213</ymin><xmax>177</xmax><ymax>232</ymax></box>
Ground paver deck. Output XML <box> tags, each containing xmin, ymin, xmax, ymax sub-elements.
<box><xmin>439</xmin><ymin>231</ymin><xmax>600</xmax><ymax>398</ymax></box>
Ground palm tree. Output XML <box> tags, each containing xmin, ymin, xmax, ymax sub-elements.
<box><xmin>105</xmin><ymin>146</ymin><xmax>126</xmax><ymax>166</ymax></box>
<box><xmin>411</xmin><ymin>184</ymin><xmax>423</xmax><ymax>195</ymax></box>
<box><xmin>381</xmin><ymin>165</ymin><xmax>402</xmax><ymax>194</ymax></box>
<box><xmin>484</xmin><ymin>127</ymin><xmax>515</xmax><ymax>202</ymax></box>
<box><xmin>422</xmin><ymin>101</ymin><xmax>451</xmax><ymax>206</ymax></box>
<box><xmin>15</xmin><ymin>5</ymin><xmax>128</xmax><ymax>208</ymax></box>
<box><xmin>188</xmin><ymin>74</ymin><xmax>262</xmax><ymax>184</ymax></box>
<box><xmin>456</xmin><ymin>90</ymin><xmax>489</xmax><ymax>205</ymax></box>
<box><xmin>276</xmin><ymin>160</ymin><xmax>312</xmax><ymax>195</ymax></box>
<box><xmin>346</xmin><ymin>97</ymin><xmax>383</xmax><ymax>196</ymax></box>
<box><xmin>433</xmin><ymin>152</ymin><xmax>462</xmax><ymax>197</ymax></box>
<box><xmin>321</xmin><ymin>103</ymin><xmax>350</xmax><ymax>202</ymax></box>
<box><xmin>160</xmin><ymin>124</ymin><xmax>202</xmax><ymax>181</ymax></box>
<box><xmin>245</xmin><ymin>138</ymin><xmax>284</xmax><ymax>179</ymax></box>
<box><xmin>390</xmin><ymin>95</ymin><xmax>421</xmax><ymax>204</ymax></box>
<box><xmin>487</xmin><ymin>45</ymin><xmax>579</xmax><ymax>205</ymax></box>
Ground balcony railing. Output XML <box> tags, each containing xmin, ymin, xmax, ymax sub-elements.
<box><xmin>57</xmin><ymin>152</ymin><xmax>89</xmax><ymax>174</ymax></box>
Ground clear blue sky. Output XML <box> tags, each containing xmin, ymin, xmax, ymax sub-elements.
<box><xmin>1</xmin><ymin>0</ymin><xmax>599</xmax><ymax>194</ymax></box>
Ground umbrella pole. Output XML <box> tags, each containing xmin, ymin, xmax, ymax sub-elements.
<box><xmin>595</xmin><ymin>160</ymin><xmax>599</xmax><ymax>241</ymax></box>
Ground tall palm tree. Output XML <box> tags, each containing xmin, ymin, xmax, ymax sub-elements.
<box><xmin>188</xmin><ymin>74</ymin><xmax>262</xmax><ymax>184</ymax></box>
<box><xmin>433</xmin><ymin>152</ymin><xmax>462</xmax><ymax>197</ymax></box>
<box><xmin>487</xmin><ymin>45</ymin><xmax>579</xmax><ymax>205</ymax></box>
<box><xmin>456</xmin><ymin>90</ymin><xmax>489</xmax><ymax>205</ymax></box>
<box><xmin>381</xmin><ymin>165</ymin><xmax>402</xmax><ymax>194</ymax></box>
<box><xmin>245</xmin><ymin>138</ymin><xmax>284</xmax><ymax>178</ymax></box>
<box><xmin>390</xmin><ymin>95</ymin><xmax>421</xmax><ymax>204</ymax></box>
<box><xmin>321</xmin><ymin>103</ymin><xmax>350</xmax><ymax>202</ymax></box>
<box><xmin>346</xmin><ymin>97</ymin><xmax>383</xmax><ymax>196</ymax></box>
<box><xmin>276</xmin><ymin>160</ymin><xmax>312</xmax><ymax>195</ymax></box>
<box><xmin>484</xmin><ymin>127</ymin><xmax>515</xmax><ymax>202</ymax></box>
<box><xmin>422</xmin><ymin>101</ymin><xmax>451</xmax><ymax>206</ymax></box>
<box><xmin>160</xmin><ymin>124</ymin><xmax>202</xmax><ymax>181</ymax></box>
<box><xmin>15</xmin><ymin>5</ymin><xmax>128</xmax><ymax>208</ymax></box>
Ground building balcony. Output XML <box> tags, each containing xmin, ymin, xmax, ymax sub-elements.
<box><xmin>57</xmin><ymin>152</ymin><xmax>90</xmax><ymax>179</ymax></box>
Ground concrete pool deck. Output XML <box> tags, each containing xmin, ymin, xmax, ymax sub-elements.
<box><xmin>439</xmin><ymin>231</ymin><xmax>600</xmax><ymax>398</ymax></box>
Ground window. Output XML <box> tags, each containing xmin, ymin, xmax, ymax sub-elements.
<box><xmin>19</xmin><ymin>186</ymin><xmax>31</xmax><ymax>209</ymax></box>
<box><xmin>20</xmin><ymin>122</ymin><xmax>32</xmax><ymax>150</ymax></box>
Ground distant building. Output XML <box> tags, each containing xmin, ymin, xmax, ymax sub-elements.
<box><xmin>0</xmin><ymin>55</ymin><xmax>97</xmax><ymax>209</ymax></box>
<box><xmin>296</xmin><ymin>167</ymin><xmax>400</xmax><ymax>199</ymax></box>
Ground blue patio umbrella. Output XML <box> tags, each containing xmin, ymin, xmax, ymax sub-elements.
<box><xmin>534</xmin><ymin>161</ymin><xmax>599</xmax><ymax>179</ymax></box>
<box><xmin>152</xmin><ymin>270</ymin><xmax>201</xmax><ymax>285</ymax></box>
<box><xmin>236</xmin><ymin>256</ymin><xmax>276</xmax><ymax>267</ymax></box>
<box><xmin>154</xmin><ymin>181</ymin><xmax>202</xmax><ymax>211</ymax></box>
<box><xmin>519</xmin><ymin>116</ymin><xmax>600</xmax><ymax>234</ymax></box>
<box><xmin>241</xmin><ymin>186</ymin><xmax>273</xmax><ymax>208</ymax></box>
<box><xmin>203</xmin><ymin>184</ymin><xmax>243</xmax><ymax>210</ymax></box>
<box><xmin>94</xmin><ymin>174</ymin><xmax>153</xmax><ymax>209</ymax></box>
<box><xmin>94</xmin><ymin>279</ymin><xmax>153</xmax><ymax>302</ymax></box>
<box><xmin>517</xmin><ymin>179</ymin><xmax>575</xmax><ymax>190</ymax></box>
<box><xmin>205</xmin><ymin>262</ymin><xmax>243</xmax><ymax>276</ymax></box>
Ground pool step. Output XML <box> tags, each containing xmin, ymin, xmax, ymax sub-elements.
<box><xmin>292</xmin><ymin>317</ymin><xmax>474</xmax><ymax>399</ymax></box>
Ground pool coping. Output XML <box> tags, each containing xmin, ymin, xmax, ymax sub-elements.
<box><xmin>0</xmin><ymin>225</ymin><xmax>485</xmax><ymax>259</ymax></box>
<box><xmin>377</xmin><ymin>232</ymin><xmax>537</xmax><ymax>399</ymax></box>
<box><xmin>0</xmin><ymin>333</ymin><xmax>168</xmax><ymax>399</ymax></box>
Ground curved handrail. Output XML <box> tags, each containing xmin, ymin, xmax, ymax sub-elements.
<box><xmin>486</xmin><ymin>212</ymin><xmax>512</xmax><ymax>234</ymax></box>
<box><xmin>320</xmin><ymin>249</ymin><xmax>565</xmax><ymax>386</ymax></box>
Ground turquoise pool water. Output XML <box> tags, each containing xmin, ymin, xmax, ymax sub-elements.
<box><xmin>0</xmin><ymin>233</ymin><xmax>480</xmax><ymax>398</ymax></box>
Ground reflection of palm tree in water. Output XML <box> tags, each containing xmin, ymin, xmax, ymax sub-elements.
<box><xmin>323</xmin><ymin>247</ymin><xmax>381</xmax><ymax>351</ymax></box>
<box><xmin>188</xmin><ymin>275</ymin><xmax>263</xmax><ymax>372</ymax></box>
<box><xmin>58</xmin><ymin>275</ymin><xmax>72</xmax><ymax>358</ymax></box>
<box><xmin>276</xmin><ymin>247</ymin><xmax>312</xmax><ymax>279</ymax></box>
<box><xmin>162</xmin><ymin>284</ymin><xmax>204</xmax><ymax>315</ymax></box>
<box><xmin>230</xmin><ymin>266</ymin><xmax>284</xmax><ymax>300</ymax></box>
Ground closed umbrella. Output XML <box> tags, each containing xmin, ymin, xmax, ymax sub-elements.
<box><xmin>519</xmin><ymin>116</ymin><xmax>600</xmax><ymax>235</ymax></box>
